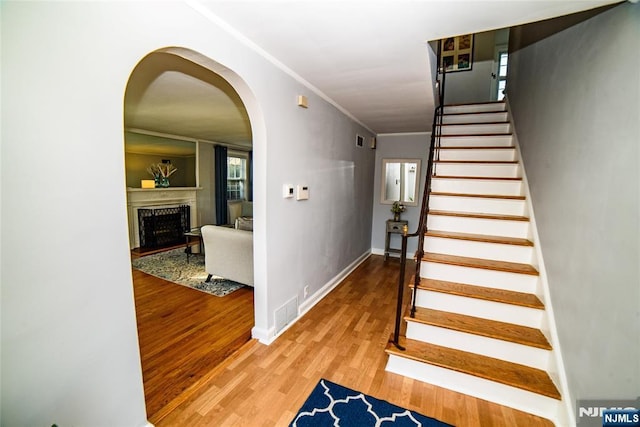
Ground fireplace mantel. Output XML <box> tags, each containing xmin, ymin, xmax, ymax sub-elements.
<box><xmin>126</xmin><ymin>187</ymin><xmax>201</xmax><ymax>249</ymax></box>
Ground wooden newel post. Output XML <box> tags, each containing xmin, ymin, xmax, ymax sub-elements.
<box><xmin>393</xmin><ymin>226</ymin><xmax>409</xmax><ymax>350</ymax></box>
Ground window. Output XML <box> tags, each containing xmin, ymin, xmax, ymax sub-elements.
<box><xmin>227</xmin><ymin>155</ymin><xmax>247</xmax><ymax>200</ymax></box>
<box><xmin>496</xmin><ymin>51</ymin><xmax>508</xmax><ymax>101</ymax></box>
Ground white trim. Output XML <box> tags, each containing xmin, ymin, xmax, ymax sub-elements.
<box><xmin>298</xmin><ymin>250</ymin><xmax>370</xmax><ymax>316</ymax></box>
<box><xmin>251</xmin><ymin>325</ymin><xmax>274</xmax><ymax>344</ymax></box>
<box><xmin>371</xmin><ymin>247</ymin><xmax>405</xmax><ymax>258</ymax></box>
<box><xmin>505</xmin><ymin>97</ymin><xmax>573</xmax><ymax>427</ymax></box>
<box><xmin>251</xmin><ymin>250</ymin><xmax>371</xmax><ymax>345</ymax></box>
<box><xmin>184</xmin><ymin>0</ymin><xmax>374</xmax><ymax>135</ymax></box>
<box><xmin>139</xmin><ymin>422</ymin><xmax>154</xmax><ymax>427</ymax></box>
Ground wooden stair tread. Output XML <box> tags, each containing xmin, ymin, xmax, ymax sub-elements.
<box><xmin>435</xmin><ymin>160</ymin><xmax>518</xmax><ymax>164</ymax></box>
<box><xmin>430</xmin><ymin>192</ymin><xmax>525</xmax><ymax>200</ymax></box>
<box><xmin>386</xmin><ymin>337</ymin><xmax>560</xmax><ymax>399</ymax></box>
<box><xmin>408</xmin><ymin>307</ymin><xmax>551</xmax><ymax>350</ymax></box>
<box><xmin>438</xmin><ymin>146</ymin><xmax>515</xmax><ymax>150</ymax></box>
<box><xmin>426</xmin><ymin>230</ymin><xmax>533</xmax><ymax>246</ymax></box>
<box><xmin>444</xmin><ymin>101</ymin><xmax>506</xmax><ymax>107</ymax></box>
<box><xmin>443</xmin><ymin>111</ymin><xmax>506</xmax><ymax>116</ymax></box>
<box><xmin>428</xmin><ymin>210</ymin><xmax>530</xmax><ymax>222</ymax></box>
<box><xmin>423</xmin><ymin>252</ymin><xmax>539</xmax><ymax>275</ymax></box>
<box><xmin>414</xmin><ymin>278</ymin><xmax>544</xmax><ymax>309</ymax></box>
<box><xmin>433</xmin><ymin>175</ymin><xmax>522</xmax><ymax>181</ymax></box>
<box><xmin>441</xmin><ymin>121</ymin><xmax>509</xmax><ymax>126</ymax></box>
<box><xmin>439</xmin><ymin>133</ymin><xmax>513</xmax><ymax>137</ymax></box>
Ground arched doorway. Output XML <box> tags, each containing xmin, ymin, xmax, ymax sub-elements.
<box><xmin>123</xmin><ymin>47</ymin><xmax>267</xmax><ymax>422</ymax></box>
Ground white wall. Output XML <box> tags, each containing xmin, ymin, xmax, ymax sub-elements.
<box><xmin>371</xmin><ymin>133</ymin><xmax>429</xmax><ymax>257</ymax></box>
<box><xmin>1</xmin><ymin>2</ymin><xmax>374</xmax><ymax>425</ymax></box>
<box><xmin>507</xmin><ymin>3</ymin><xmax>639</xmax><ymax>405</ymax></box>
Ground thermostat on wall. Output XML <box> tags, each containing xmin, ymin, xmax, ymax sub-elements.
<box><xmin>296</xmin><ymin>185</ymin><xmax>309</xmax><ymax>200</ymax></box>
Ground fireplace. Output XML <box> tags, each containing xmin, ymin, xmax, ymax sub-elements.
<box><xmin>138</xmin><ymin>205</ymin><xmax>190</xmax><ymax>249</ymax></box>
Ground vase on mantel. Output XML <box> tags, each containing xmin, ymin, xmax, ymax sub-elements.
<box><xmin>158</xmin><ymin>177</ymin><xmax>170</xmax><ymax>188</ymax></box>
<box><xmin>393</xmin><ymin>212</ymin><xmax>401</xmax><ymax>221</ymax></box>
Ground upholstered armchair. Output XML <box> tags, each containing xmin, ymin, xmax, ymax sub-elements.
<box><xmin>201</xmin><ymin>225</ymin><xmax>254</xmax><ymax>287</ymax></box>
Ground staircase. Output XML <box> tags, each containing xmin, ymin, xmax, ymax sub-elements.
<box><xmin>385</xmin><ymin>101</ymin><xmax>566</xmax><ymax>425</ymax></box>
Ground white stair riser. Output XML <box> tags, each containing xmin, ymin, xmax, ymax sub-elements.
<box><xmin>424</xmin><ymin>236</ymin><xmax>533</xmax><ymax>264</ymax></box>
<box><xmin>405</xmin><ymin>322</ymin><xmax>549</xmax><ymax>370</ymax></box>
<box><xmin>414</xmin><ymin>289</ymin><xmax>543</xmax><ymax>328</ymax></box>
<box><xmin>443</xmin><ymin>103</ymin><xmax>506</xmax><ymax>114</ymax></box>
<box><xmin>427</xmin><ymin>215</ymin><xmax>530</xmax><ymax>239</ymax></box>
<box><xmin>442</xmin><ymin>112</ymin><xmax>509</xmax><ymax>124</ymax></box>
<box><xmin>439</xmin><ymin>135</ymin><xmax>513</xmax><ymax>147</ymax></box>
<box><xmin>434</xmin><ymin>163</ymin><xmax>520</xmax><ymax>178</ymax></box>
<box><xmin>430</xmin><ymin>178</ymin><xmax>523</xmax><ymax>196</ymax></box>
<box><xmin>429</xmin><ymin>195</ymin><xmax>526</xmax><ymax>216</ymax></box>
<box><xmin>431</xmin><ymin>177</ymin><xmax>523</xmax><ymax>196</ymax></box>
<box><xmin>438</xmin><ymin>148</ymin><xmax>516</xmax><ymax>161</ymax></box>
<box><xmin>441</xmin><ymin>123</ymin><xmax>511</xmax><ymax>135</ymax></box>
<box><xmin>386</xmin><ymin>355</ymin><xmax>562</xmax><ymax>424</ymax></box>
<box><xmin>421</xmin><ymin>261</ymin><xmax>539</xmax><ymax>294</ymax></box>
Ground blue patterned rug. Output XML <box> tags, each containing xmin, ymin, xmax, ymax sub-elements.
<box><xmin>131</xmin><ymin>248</ymin><xmax>245</xmax><ymax>297</ymax></box>
<box><xmin>290</xmin><ymin>379</ymin><xmax>452</xmax><ymax>426</ymax></box>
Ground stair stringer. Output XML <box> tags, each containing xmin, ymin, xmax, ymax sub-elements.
<box><xmin>506</xmin><ymin>98</ymin><xmax>575</xmax><ymax>427</ymax></box>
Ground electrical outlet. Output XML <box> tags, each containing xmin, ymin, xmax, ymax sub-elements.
<box><xmin>303</xmin><ymin>285</ymin><xmax>309</xmax><ymax>298</ymax></box>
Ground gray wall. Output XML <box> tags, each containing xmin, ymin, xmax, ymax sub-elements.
<box><xmin>444</xmin><ymin>30</ymin><xmax>499</xmax><ymax>105</ymax></box>
<box><xmin>371</xmin><ymin>133</ymin><xmax>429</xmax><ymax>257</ymax></box>
<box><xmin>1</xmin><ymin>2</ymin><xmax>374</xmax><ymax>425</ymax></box>
<box><xmin>507</xmin><ymin>3</ymin><xmax>639</xmax><ymax>404</ymax></box>
<box><xmin>197</xmin><ymin>142</ymin><xmax>216</xmax><ymax>226</ymax></box>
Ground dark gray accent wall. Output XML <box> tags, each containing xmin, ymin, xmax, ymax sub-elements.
<box><xmin>507</xmin><ymin>3</ymin><xmax>639</xmax><ymax>404</ymax></box>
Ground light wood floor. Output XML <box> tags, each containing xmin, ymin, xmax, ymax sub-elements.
<box><xmin>144</xmin><ymin>255</ymin><xmax>553</xmax><ymax>427</ymax></box>
<box><xmin>132</xmin><ymin>260</ymin><xmax>255</xmax><ymax>422</ymax></box>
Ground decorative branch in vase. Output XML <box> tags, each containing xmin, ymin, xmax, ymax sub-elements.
<box><xmin>146</xmin><ymin>162</ymin><xmax>178</xmax><ymax>188</ymax></box>
<box><xmin>391</xmin><ymin>201</ymin><xmax>406</xmax><ymax>221</ymax></box>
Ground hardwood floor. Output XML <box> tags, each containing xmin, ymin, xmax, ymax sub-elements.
<box><xmin>144</xmin><ymin>255</ymin><xmax>553</xmax><ymax>427</ymax></box>
<box><xmin>132</xmin><ymin>262</ymin><xmax>255</xmax><ymax>422</ymax></box>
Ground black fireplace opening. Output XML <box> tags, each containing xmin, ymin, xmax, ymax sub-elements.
<box><xmin>138</xmin><ymin>205</ymin><xmax>190</xmax><ymax>249</ymax></box>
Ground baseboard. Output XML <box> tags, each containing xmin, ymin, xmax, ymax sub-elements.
<box><xmin>140</xmin><ymin>421</ymin><xmax>155</xmax><ymax>427</ymax></box>
<box><xmin>251</xmin><ymin>325</ymin><xmax>275</xmax><ymax>344</ymax></box>
<box><xmin>298</xmin><ymin>250</ymin><xmax>370</xmax><ymax>316</ymax></box>
<box><xmin>252</xmin><ymin>250</ymin><xmax>371</xmax><ymax>345</ymax></box>
<box><xmin>371</xmin><ymin>247</ymin><xmax>403</xmax><ymax>258</ymax></box>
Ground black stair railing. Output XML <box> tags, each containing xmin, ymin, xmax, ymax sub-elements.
<box><xmin>392</xmin><ymin>43</ymin><xmax>447</xmax><ymax>350</ymax></box>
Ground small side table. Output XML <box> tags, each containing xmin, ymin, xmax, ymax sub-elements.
<box><xmin>184</xmin><ymin>227</ymin><xmax>203</xmax><ymax>263</ymax></box>
<box><xmin>384</xmin><ymin>219</ymin><xmax>408</xmax><ymax>260</ymax></box>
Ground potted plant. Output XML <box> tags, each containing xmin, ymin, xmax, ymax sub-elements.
<box><xmin>391</xmin><ymin>201</ymin><xmax>406</xmax><ymax>221</ymax></box>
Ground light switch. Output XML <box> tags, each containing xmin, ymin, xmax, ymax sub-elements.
<box><xmin>283</xmin><ymin>184</ymin><xmax>294</xmax><ymax>198</ymax></box>
<box><xmin>296</xmin><ymin>185</ymin><xmax>309</xmax><ymax>200</ymax></box>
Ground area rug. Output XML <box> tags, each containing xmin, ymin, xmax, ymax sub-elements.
<box><xmin>131</xmin><ymin>248</ymin><xmax>245</xmax><ymax>297</ymax></box>
<box><xmin>290</xmin><ymin>379</ymin><xmax>452</xmax><ymax>427</ymax></box>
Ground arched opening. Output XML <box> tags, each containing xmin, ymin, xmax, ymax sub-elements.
<box><xmin>123</xmin><ymin>47</ymin><xmax>267</xmax><ymax>422</ymax></box>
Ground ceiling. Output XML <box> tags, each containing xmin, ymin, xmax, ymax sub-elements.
<box><xmin>124</xmin><ymin>0</ymin><xmax>618</xmax><ymax>154</ymax></box>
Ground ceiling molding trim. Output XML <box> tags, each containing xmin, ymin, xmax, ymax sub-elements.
<box><xmin>126</xmin><ymin>127</ymin><xmax>252</xmax><ymax>151</ymax></box>
<box><xmin>183</xmin><ymin>0</ymin><xmax>375</xmax><ymax>134</ymax></box>
<box><xmin>126</xmin><ymin>127</ymin><xmax>201</xmax><ymax>143</ymax></box>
